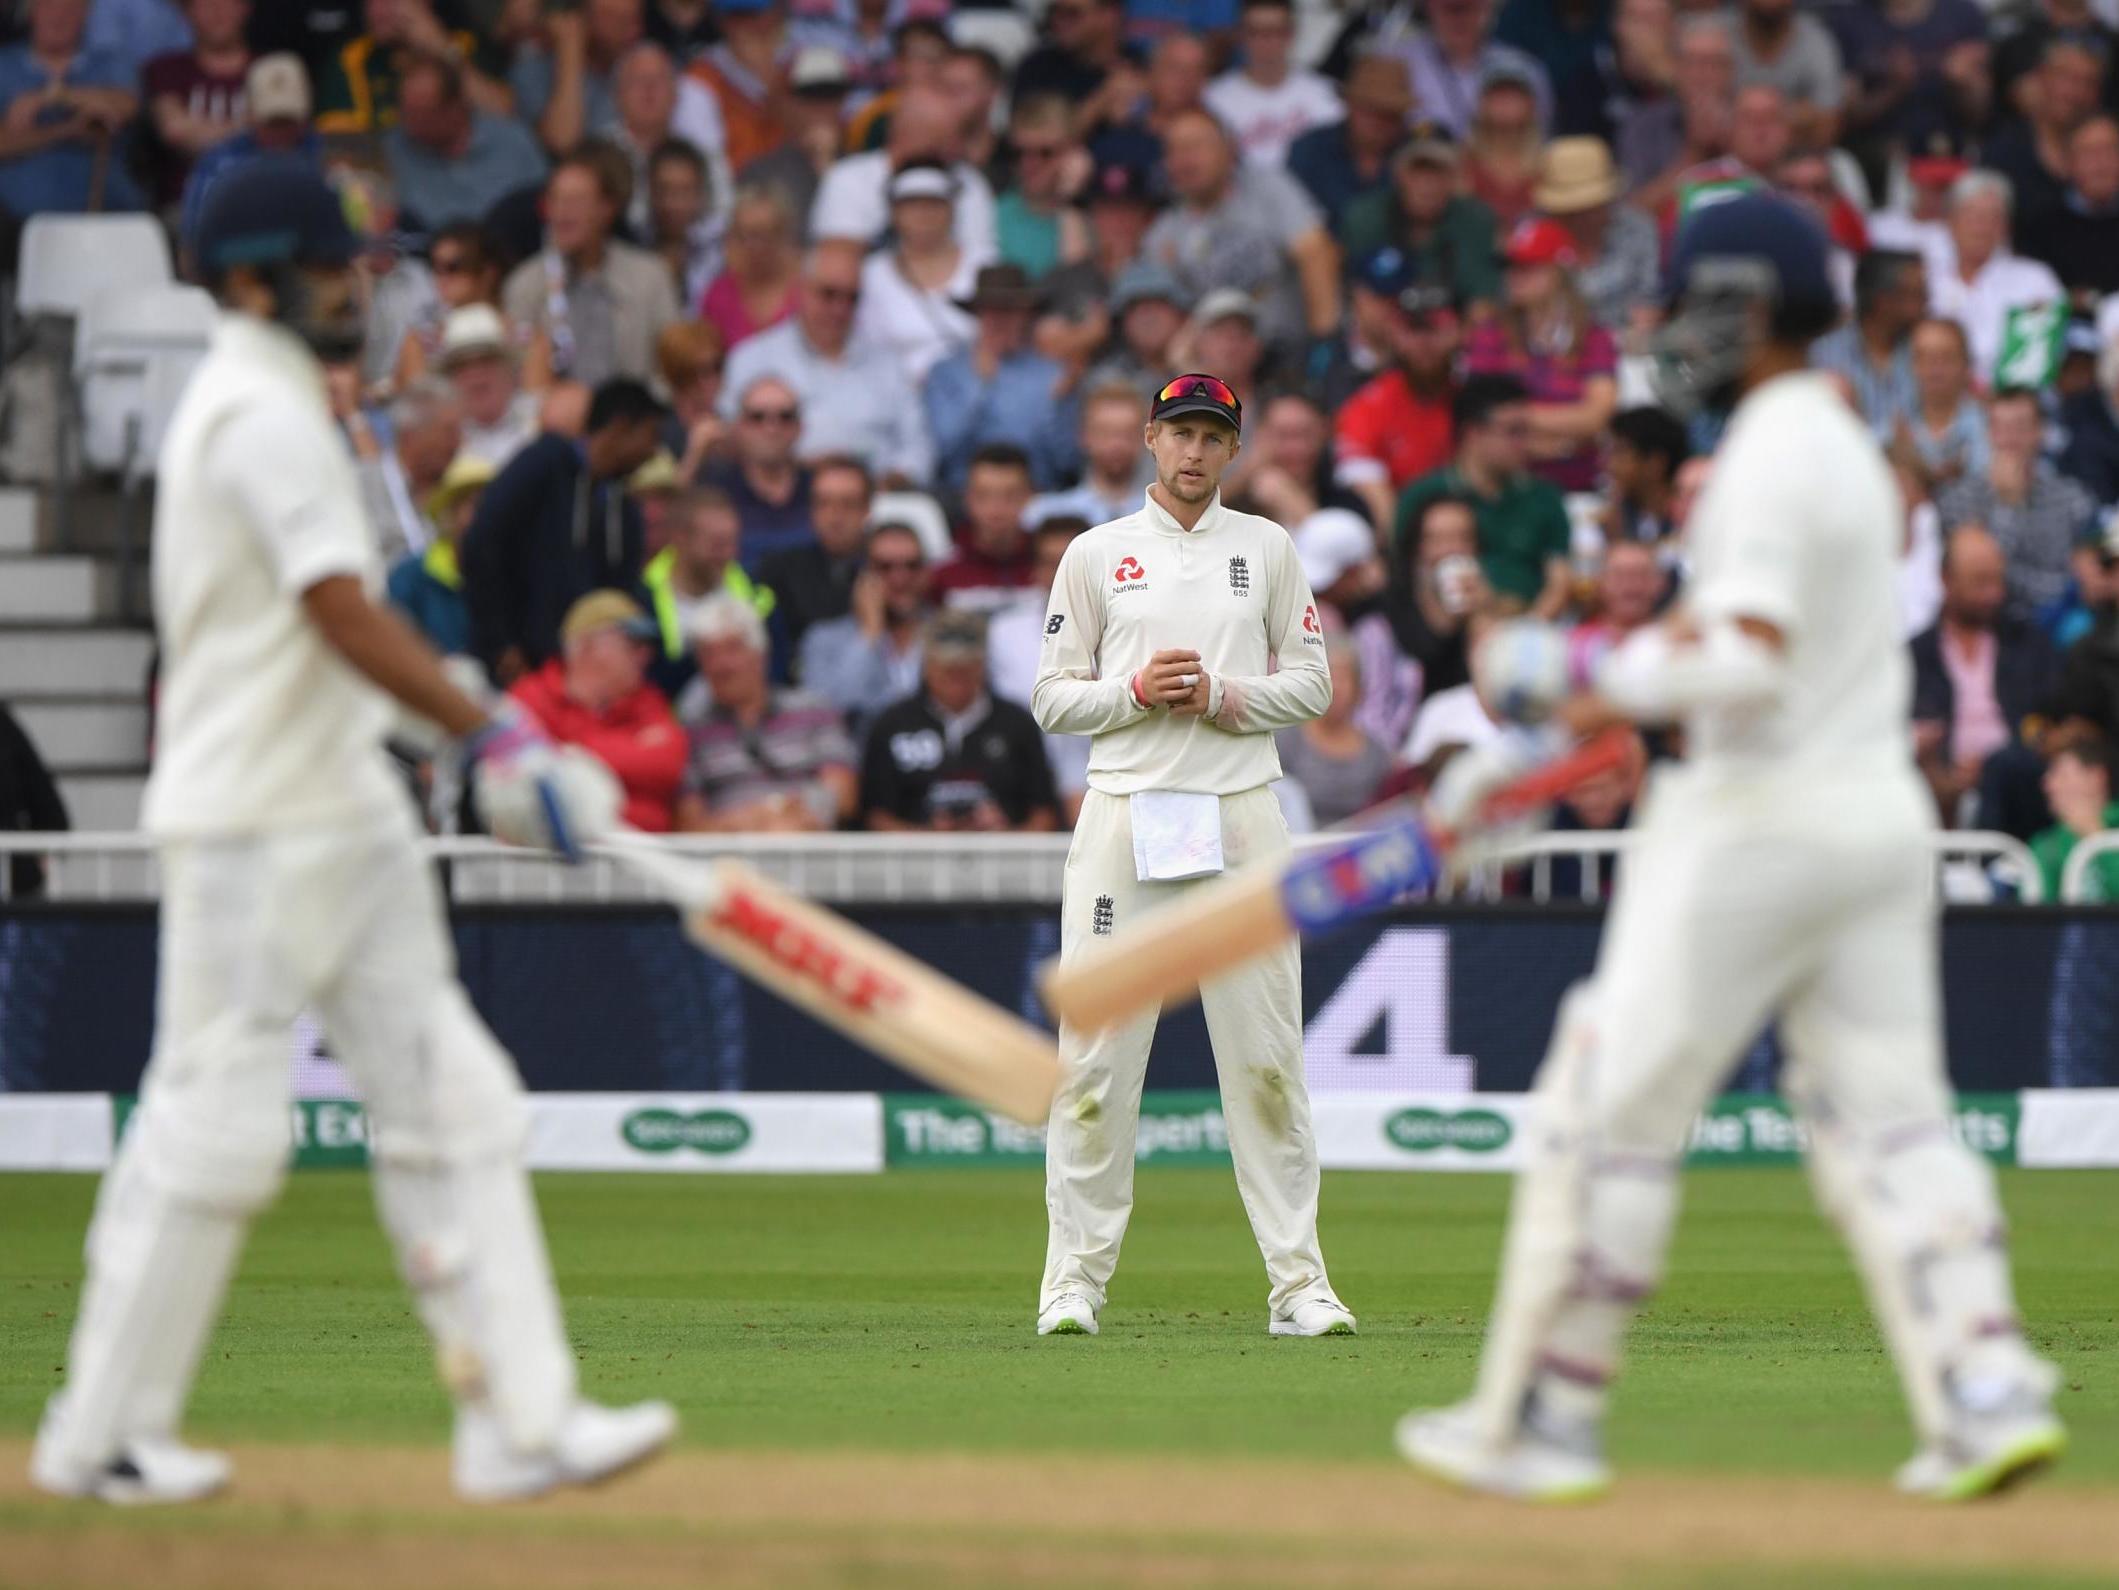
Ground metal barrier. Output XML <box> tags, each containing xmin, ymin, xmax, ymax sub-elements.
<box><xmin>0</xmin><ymin>827</ymin><xmax>2050</xmax><ymax>906</ymax></box>
<box><xmin>2059</xmin><ymin>831</ymin><xmax>2119</xmax><ymax>903</ymax></box>
<box><xmin>1498</xmin><ymin>829</ymin><xmax>2047</xmax><ymax>905</ymax></box>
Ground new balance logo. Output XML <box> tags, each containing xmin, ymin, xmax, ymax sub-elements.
<box><xmin>1228</xmin><ymin>555</ymin><xmax>1249</xmax><ymax>595</ymax></box>
<box><xmin>1045</xmin><ymin>613</ymin><xmax>1065</xmax><ymax>635</ymax></box>
<box><xmin>1091</xmin><ymin>895</ymin><xmax>1114</xmax><ymax>935</ymax></box>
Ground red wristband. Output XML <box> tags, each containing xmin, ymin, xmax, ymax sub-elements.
<box><xmin>1129</xmin><ymin>669</ymin><xmax>1151</xmax><ymax>708</ymax></box>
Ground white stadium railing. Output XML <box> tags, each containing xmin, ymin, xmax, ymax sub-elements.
<box><xmin>0</xmin><ymin>828</ymin><xmax>2049</xmax><ymax>906</ymax></box>
<box><xmin>2059</xmin><ymin>831</ymin><xmax>2119</xmax><ymax>903</ymax></box>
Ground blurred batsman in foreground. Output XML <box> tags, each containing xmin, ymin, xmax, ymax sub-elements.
<box><xmin>1399</xmin><ymin>196</ymin><xmax>2065</xmax><ymax>1502</ymax></box>
<box><xmin>1030</xmin><ymin>374</ymin><xmax>1356</xmax><ymax>1340</ymax></box>
<box><xmin>30</xmin><ymin>160</ymin><xmax>676</xmax><ymax>1506</ymax></box>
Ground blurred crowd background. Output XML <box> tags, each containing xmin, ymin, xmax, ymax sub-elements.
<box><xmin>8</xmin><ymin>0</ymin><xmax>2119</xmax><ymax>897</ymax></box>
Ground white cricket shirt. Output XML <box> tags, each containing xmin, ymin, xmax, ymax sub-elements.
<box><xmin>1679</xmin><ymin>371</ymin><xmax>1918</xmax><ymax>789</ymax></box>
<box><xmin>142</xmin><ymin>314</ymin><xmax>407</xmax><ymax>838</ymax></box>
<box><xmin>1032</xmin><ymin>491</ymin><xmax>1331</xmax><ymax>796</ymax></box>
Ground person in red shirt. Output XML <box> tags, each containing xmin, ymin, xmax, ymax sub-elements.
<box><xmin>1333</xmin><ymin>283</ymin><xmax>1460</xmax><ymax>533</ymax></box>
<box><xmin>506</xmin><ymin>589</ymin><xmax>686</xmax><ymax>832</ymax></box>
<box><xmin>930</xmin><ymin>443</ymin><xmax>1038</xmax><ymax>612</ymax></box>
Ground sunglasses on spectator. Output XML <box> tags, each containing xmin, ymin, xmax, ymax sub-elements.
<box><xmin>431</xmin><ymin>253</ymin><xmax>477</xmax><ymax>276</ymax></box>
<box><xmin>869</xmin><ymin>556</ymin><xmax>924</xmax><ymax>573</ymax></box>
<box><xmin>743</xmin><ymin>406</ymin><xmax>800</xmax><ymax>424</ymax></box>
<box><xmin>1014</xmin><ymin>141</ymin><xmax>1064</xmax><ymax>160</ymax></box>
<box><xmin>812</xmin><ymin>283</ymin><xmax>861</xmax><ymax>303</ymax></box>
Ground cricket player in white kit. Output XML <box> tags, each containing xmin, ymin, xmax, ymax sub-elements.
<box><xmin>30</xmin><ymin>160</ymin><xmax>675</xmax><ymax>1505</ymax></box>
<box><xmin>1398</xmin><ymin>196</ymin><xmax>2064</xmax><ymax>1501</ymax></box>
<box><xmin>1031</xmin><ymin>374</ymin><xmax>1356</xmax><ymax>1339</ymax></box>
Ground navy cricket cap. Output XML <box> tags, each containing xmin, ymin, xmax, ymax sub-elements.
<box><xmin>1663</xmin><ymin>191</ymin><xmax>1833</xmax><ymax>314</ymax></box>
<box><xmin>193</xmin><ymin>157</ymin><xmax>359</xmax><ymax>278</ymax></box>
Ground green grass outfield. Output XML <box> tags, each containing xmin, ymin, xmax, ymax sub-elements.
<box><xmin>3</xmin><ymin>1166</ymin><xmax>2114</xmax><ymax>1479</ymax></box>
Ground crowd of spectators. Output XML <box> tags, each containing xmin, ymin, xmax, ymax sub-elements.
<box><xmin>17</xmin><ymin>0</ymin><xmax>2119</xmax><ymax>877</ymax></box>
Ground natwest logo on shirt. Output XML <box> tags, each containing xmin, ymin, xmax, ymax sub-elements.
<box><xmin>1302</xmin><ymin>604</ymin><xmax>1320</xmax><ymax>634</ymax></box>
<box><xmin>1112</xmin><ymin>555</ymin><xmax>1148</xmax><ymax>593</ymax></box>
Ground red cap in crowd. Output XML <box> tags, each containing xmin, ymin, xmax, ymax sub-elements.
<box><xmin>1504</xmin><ymin>217</ymin><xmax>1580</xmax><ymax>269</ymax></box>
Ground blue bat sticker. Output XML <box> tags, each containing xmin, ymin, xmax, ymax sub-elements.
<box><xmin>1280</xmin><ymin>819</ymin><xmax>1440</xmax><ymax>934</ymax></box>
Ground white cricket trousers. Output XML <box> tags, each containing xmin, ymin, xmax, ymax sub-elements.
<box><xmin>1041</xmin><ymin>785</ymin><xmax>1334</xmax><ymax>1315</ymax></box>
<box><xmin>48</xmin><ymin>812</ymin><xmax>578</xmax><ymax>1471</ymax></box>
<box><xmin>1470</xmin><ymin>763</ymin><xmax>2038</xmax><ymax>1444</ymax></box>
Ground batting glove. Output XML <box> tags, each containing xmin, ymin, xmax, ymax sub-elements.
<box><xmin>1425</xmin><ymin>725</ymin><xmax>1568</xmax><ymax>834</ymax></box>
<box><xmin>466</xmin><ymin>702</ymin><xmax>622</xmax><ymax>863</ymax></box>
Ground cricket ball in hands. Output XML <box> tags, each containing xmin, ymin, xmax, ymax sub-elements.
<box><xmin>1473</xmin><ymin>619</ymin><xmax>1572</xmax><ymax>725</ymax></box>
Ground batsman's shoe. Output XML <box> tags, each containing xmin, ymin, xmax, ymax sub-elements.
<box><xmin>30</xmin><ymin>1433</ymin><xmax>231</xmax><ymax>1506</ymax></box>
<box><xmin>1037</xmin><ymin>1291</ymin><xmax>1100</xmax><ymax>1336</ymax></box>
<box><xmin>1269</xmin><ymin>1295</ymin><xmax>1358</xmax><ymax>1337</ymax></box>
<box><xmin>454</xmin><ymin>1398</ymin><xmax>678</xmax><ymax>1503</ymax></box>
<box><xmin>1396</xmin><ymin>1402</ymin><xmax>1611</xmax><ymax>1503</ymax></box>
<box><xmin>1895</xmin><ymin>1384</ymin><xmax>2067</xmax><ymax>1501</ymax></box>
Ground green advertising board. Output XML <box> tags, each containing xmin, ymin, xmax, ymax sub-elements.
<box><xmin>113</xmin><ymin>1095</ymin><xmax>372</xmax><ymax>1169</ymax></box>
<box><xmin>1682</xmin><ymin>1093</ymin><xmax>2019</xmax><ymax>1166</ymax></box>
<box><xmin>884</xmin><ymin>1090</ymin><xmax>1231</xmax><ymax>1167</ymax></box>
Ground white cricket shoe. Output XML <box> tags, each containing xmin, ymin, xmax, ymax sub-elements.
<box><xmin>1396</xmin><ymin>1401</ymin><xmax>1611</xmax><ymax>1503</ymax></box>
<box><xmin>454</xmin><ymin>1398</ymin><xmax>678</xmax><ymax>1503</ymax></box>
<box><xmin>1037</xmin><ymin>1291</ymin><xmax>1100</xmax><ymax>1336</ymax></box>
<box><xmin>1894</xmin><ymin>1379</ymin><xmax>2067</xmax><ymax>1501</ymax></box>
<box><xmin>1269</xmin><ymin>1295</ymin><xmax>1358</xmax><ymax>1337</ymax></box>
<box><xmin>30</xmin><ymin>1408</ymin><xmax>231</xmax><ymax>1506</ymax></box>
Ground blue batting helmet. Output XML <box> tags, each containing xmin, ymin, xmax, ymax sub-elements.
<box><xmin>192</xmin><ymin>157</ymin><xmax>359</xmax><ymax>280</ymax></box>
<box><xmin>1663</xmin><ymin>190</ymin><xmax>1834</xmax><ymax>313</ymax></box>
<box><xmin>1652</xmin><ymin>191</ymin><xmax>1837</xmax><ymax>418</ymax></box>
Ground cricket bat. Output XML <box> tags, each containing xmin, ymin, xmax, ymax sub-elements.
<box><xmin>1038</xmin><ymin>729</ymin><xmax>1634</xmax><ymax>1035</ymax></box>
<box><xmin>600</xmin><ymin>831</ymin><xmax>1059</xmax><ymax>1126</ymax></box>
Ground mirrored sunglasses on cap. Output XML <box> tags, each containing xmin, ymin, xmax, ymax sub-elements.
<box><xmin>1152</xmin><ymin>373</ymin><xmax>1242</xmax><ymax>429</ymax></box>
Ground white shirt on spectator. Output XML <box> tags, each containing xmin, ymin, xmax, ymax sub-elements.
<box><xmin>1402</xmin><ymin>681</ymin><xmax>1501</xmax><ymax>767</ymax></box>
<box><xmin>1899</xmin><ymin>499</ymin><xmax>1944</xmax><ymax>640</ymax></box>
<box><xmin>720</xmin><ymin>318</ymin><xmax>936</xmax><ymax>483</ymax></box>
<box><xmin>855</xmin><ymin>249</ymin><xmax>979</xmax><ymax>387</ymax></box>
<box><xmin>459</xmin><ymin>392</ymin><xmax>541</xmax><ymax>471</ymax></box>
<box><xmin>1927</xmin><ymin>245</ymin><xmax>2063</xmax><ymax>384</ymax></box>
<box><xmin>986</xmin><ymin>590</ymin><xmax>1046</xmax><ymax>708</ymax></box>
<box><xmin>810</xmin><ymin>150</ymin><xmax>1000</xmax><ymax>260</ymax></box>
<box><xmin>1866</xmin><ymin>209</ymin><xmax>1948</xmax><ymax>262</ymax></box>
<box><xmin>366</xmin><ymin>259</ymin><xmax>440</xmax><ymax>391</ymax></box>
<box><xmin>1204</xmin><ymin>69</ymin><xmax>1344</xmax><ymax>168</ymax></box>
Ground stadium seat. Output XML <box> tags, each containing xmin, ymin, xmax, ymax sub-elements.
<box><xmin>871</xmin><ymin>489</ymin><xmax>956</xmax><ymax>563</ymax></box>
<box><xmin>75</xmin><ymin>283</ymin><xmax>215</xmax><ymax>481</ymax></box>
<box><xmin>16</xmin><ymin>215</ymin><xmax>173</xmax><ymax>323</ymax></box>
